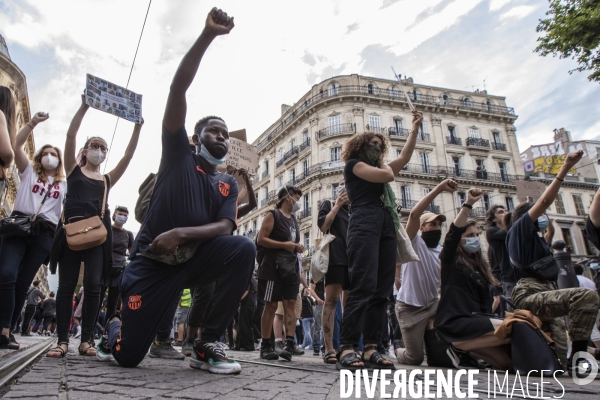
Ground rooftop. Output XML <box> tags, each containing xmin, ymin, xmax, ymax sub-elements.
<box><xmin>0</xmin><ymin>34</ymin><xmax>10</xmax><ymax>60</ymax></box>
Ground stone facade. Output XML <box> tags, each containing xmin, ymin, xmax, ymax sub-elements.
<box><xmin>237</xmin><ymin>74</ymin><xmax>523</xmax><ymax>267</ymax></box>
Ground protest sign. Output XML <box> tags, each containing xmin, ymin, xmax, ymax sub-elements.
<box><xmin>515</xmin><ymin>180</ymin><xmax>547</xmax><ymax>203</ymax></box>
<box><xmin>214</xmin><ymin>129</ymin><xmax>258</xmax><ymax>204</ymax></box>
<box><xmin>85</xmin><ymin>74</ymin><xmax>142</xmax><ymax>123</ymax></box>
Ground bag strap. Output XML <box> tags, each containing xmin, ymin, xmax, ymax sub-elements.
<box><xmin>31</xmin><ymin>188</ymin><xmax>52</xmax><ymax>221</ymax></box>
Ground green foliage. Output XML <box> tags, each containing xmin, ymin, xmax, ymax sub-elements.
<box><xmin>535</xmin><ymin>0</ymin><xmax>600</xmax><ymax>82</ymax></box>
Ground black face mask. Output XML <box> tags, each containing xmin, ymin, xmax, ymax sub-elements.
<box><xmin>421</xmin><ymin>230</ymin><xmax>442</xmax><ymax>248</ymax></box>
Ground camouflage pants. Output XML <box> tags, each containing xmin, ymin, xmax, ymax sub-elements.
<box><xmin>512</xmin><ymin>277</ymin><xmax>600</xmax><ymax>369</ymax></box>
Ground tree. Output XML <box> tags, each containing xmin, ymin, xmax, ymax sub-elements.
<box><xmin>535</xmin><ymin>0</ymin><xmax>600</xmax><ymax>82</ymax></box>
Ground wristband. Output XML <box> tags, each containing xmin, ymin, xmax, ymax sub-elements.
<box><xmin>555</xmin><ymin>177</ymin><xmax>564</xmax><ymax>182</ymax></box>
<box><xmin>462</xmin><ymin>203</ymin><xmax>473</xmax><ymax>209</ymax></box>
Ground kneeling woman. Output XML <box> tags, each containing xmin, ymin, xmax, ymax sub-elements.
<box><xmin>435</xmin><ymin>188</ymin><xmax>511</xmax><ymax>370</ymax></box>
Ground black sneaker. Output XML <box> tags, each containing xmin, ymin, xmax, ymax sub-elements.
<box><xmin>8</xmin><ymin>333</ymin><xmax>20</xmax><ymax>350</ymax></box>
<box><xmin>96</xmin><ymin>334</ymin><xmax>114</xmax><ymax>362</ymax></box>
<box><xmin>279</xmin><ymin>338</ymin><xmax>294</xmax><ymax>361</ymax></box>
<box><xmin>149</xmin><ymin>340</ymin><xmax>185</xmax><ymax>360</ymax></box>
<box><xmin>0</xmin><ymin>333</ymin><xmax>19</xmax><ymax>350</ymax></box>
<box><xmin>260</xmin><ymin>341</ymin><xmax>279</xmax><ymax>360</ymax></box>
<box><xmin>190</xmin><ymin>341</ymin><xmax>241</xmax><ymax>374</ymax></box>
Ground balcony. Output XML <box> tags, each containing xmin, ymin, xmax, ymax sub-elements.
<box><xmin>456</xmin><ymin>206</ymin><xmax>487</xmax><ymax>219</ymax></box>
<box><xmin>276</xmin><ymin>146</ymin><xmax>299</xmax><ymax>169</ymax></box>
<box><xmin>388</xmin><ymin>128</ymin><xmax>430</xmax><ymax>142</ymax></box>
<box><xmin>399</xmin><ymin>163</ymin><xmax>436</xmax><ymax>175</ymax></box>
<box><xmin>366</xmin><ymin>125</ymin><xmax>385</xmax><ymax>134</ymax></box>
<box><xmin>260</xmin><ymin>190</ymin><xmax>277</xmax><ymax>207</ymax></box>
<box><xmin>491</xmin><ymin>142</ymin><xmax>507</xmax><ymax>151</ymax></box>
<box><xmin>298</xmin><ymin>207</ymin><xmax>312</xmax><ymax>220</ymax></box>
<box><xmin>261</xmin><ymin>170</ymin><xmax>270</xmax><ymax>180</ymax></box>
<box><xmin>395</xmin><ymin>199</ymin><xmax>440</xmax><ymax>214</ymax></box>
<box><xmin>299</xmin><ymin>138</ymin><xmax>311</xmax><ymax>153</ymax></box>
<box><xmin>446</xmin><ymin>136</ymin><xmax>462</xmax><ymax>146</ymax></box>
<box><xmin>254</xmin><ymin>85</ymin><xmax>515</xmax><ymax>153</ymax></box>
<box><xmin>317</xmin><ymin>123</ymin><xmax>355</xmax><ymax>140</ymax></box>
<box><xmin>466</xmin><ymin>137</ymin><xmax>490</xmax><ymax>149</ymax></box>
<box><xmin>252</xmin><ymin>176</ymin><xmax>260</xmax><ymax>186</ymax></box>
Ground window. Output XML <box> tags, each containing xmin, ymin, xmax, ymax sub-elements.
<box><xmin>483</xmin><ymin>194</ymin><xmax>491</xmax><ymax>210</ymax></box>
<box><xmin>302</xmin><ymin>130</ymin><xmax>309</xmax><ymax>144</ymax></box>
<box><xmin>423</xmin><ymin>187</ymin><xmax>434</xmax><ymax>207</ymax></box>
<box><xmin>263</xmin><ymin>187</ymin><xmax>268</xmax><ymax>200</ymax></box>
<box><xmin>420</xmin><ymin>120</ymin><xmax>428</xmax><ymax>135</ymax></box>
<box><xmin>328</xmin><ymin>115</ymin><xmax>341</xmax><ymax>134</ymax></box>
<box><xmin>252</xmin><ymin>220</ymin><xmax>257</xmax><ymax>233</ymax></box>
<box><xmin>412</xmin><ymin>89</ymin><xmax>420</xmax><ymax>101</ymax></box>
<box><xmin>505</xmin><ymin>197</ymin><xmax>514</xmax><ymax>211</ymax></box>
<box><xmin>394</xmin><ymin>119</ymin><xmax>403</xmax><ymax>133</ymax></box>
<box><xmin>264</xmin><ymin>160</ymin><xmax>269</xmax><ymax>173</ymax></box>
<box><xmin>290</xmin><ymin>139</ymin><xmax>296</xmax><ymax>150</ymax></box>
<box><xmin>303</xmin><ymin>193</ymin><xmax>310</xmax><ymax>210</ymax></box>
<box><xmin>389</xmin><ymin>86</ymin><xmax>399</xmax><ymax>97</ymax></box>
<box><xmin>554</xmin><ymin>193</ymin><xmax>566</xmax><ymax>214</ymax></box>
<box><xmin>447</xmin><ymin>125</ymin><xmax>457</xmax><ymax>141</ymax></box>
<box><xmin>303</xmin><ymin>232</ymin><xmax>310</xmax><ymax>249</ymax></box>
<box><xmin>401</xmin><ymin>186</ymin><xmax>412</xmax><ymax>208</ymax></box>
<box><xmin>369</xmin><ymin>115</ymin><xmax>381</xmax><ymax>131</ymax></box>
<box><xmin>457</xmin><ymin>192</ymin><xmax>466</xmax><ymax>208</ymax></box>
<box><xmin>289</xmin><ymin>168</ymin><xmax>296</xmax><ymax>182</ymax></box>
<box><xmin>464</xmin><ymin>98</ymin><xmax>472</xmax><ymax>108</ymax></box>
<box><xmin>419</xmin><ymin>152</ymin><xmax>430</xmax><ymax>173</ymax></box>
<box><xmin>331</xmin><ymin>183</ymin><xmax>339</xmax><ymax>198</ymax></box>
<box><xmin>277</xmin><ymin>175</ymin><xmax>284</xmax><ymax>189</ymax></box>
<box><xmin>561</xmin><ymin>228</ymin><xmax>574</xmax><ymax>253</ymax></box>
<box><xmin>468</xmin><ymin>128</ymin><xmax>480</xmax><ymax>138</ymax></box>
<box><xmin>442</xmin><ymin>94</ymin><xmax>449</xmax><ymax>105</ymax></box>
<box><xmin>331</xmin><ymin>147</ymin><xmax>342</xmax><ymax>161</ymax></box>
<box><xmin>328</xmin><ymin>83</ymin><xmax>339</xmax><ymax>96</ymax></box>
<box><xmin>573</xmin><ymin>194</ymin><xmax>586</xmax><ymax>216</ymax></box>
<box><xmin>453</xmin><ymin>157</ymin><xmax>461</xmax><ymax>176</ymax></box>
<box><xmin>476</xmin><ymin>160</ymin><xmax>487</xmax><ymax>179</ymax></box>
<box><xmin>493</xmin><ymin>132</ymin><xmax>502</xmax><ymax>144</ymax></box>
<box><xmin>367</xmin><ymin>83</ymin><xmax>375</xmax><ymax>94</ymax></box>
<box><xmin>498</xmin><ymin>162</ymin><xmax>508</xmax><ymax>182</ymax></box>
<box><xmin>302</xmin><ymin>159</ymin><xmax>310</xmax><ymax>176</ymax></box>
<box><xmin>486</xmin><ymin>100</ymin><xmax>493</xmax><ymax>112</ymax></box>
<box><xmin>277</xmin><ymin>148</ymin><xmax>284</xmax><ymax>161</ymax></box>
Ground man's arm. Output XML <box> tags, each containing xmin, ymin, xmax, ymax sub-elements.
<box><xmin>545</xmin><ymin>219</ymin><xmax>555</xmax><ymax>246</ymax></box>
<box><xmin>405</xmin><ymin>179</ymin><xmax>457</xmax><ymax>240</ymax></box>
<box><xmin>163</xmin><ymin>8</ymin><xmax>234</xmax><ymax>133</ymax></box>
<box><xmin>310</xmin><ymin>282</ymin><xmax>324</xmax><ymax>305</ymax></box>
<box><xmin>150</xmin><ymin>218</ymin><xmax>234</xmax><ymax>255</ymax></box>
<box><xmin>236</xmin><ymin>168</ymin><xmax>257</xmax><ymax>218</ymax></box>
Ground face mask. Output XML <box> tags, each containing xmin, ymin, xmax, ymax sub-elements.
<box><xmin>421</xmin><ymin>230</ymin><xmax>442</xmax><ymax>248</ymax></box>
<box><xmin>115</xmin><ymin>215</ymin><xmax>128</xmax><ymax>225</ymax></box>
<box><xmin>364</xmin><ymin>144</ymin><xmax>382</xmax><ymax>165</ymax></box>
<box><xmin>199</xmin><ymin>145</ymin><xmax>226</xmax><ymax>166</ymax></box>
<box><xmin>537</xmin><ymin>215</ymin><xmax>549</xmax><ymax>231</ymax></box>
<box><xmin>41</xmin><ymin>154</ymin><xmax>59</xmax><ymax>170</ymax></box>
<box><xmin>461</xmin><ymin>237</ymin><xmax>480</xmax><ymax>254</ymax></box>
<box><xmin>86</xmin><ymin>148</ymin><xmax>106</xmax><ymax>165</ymax></box>
<box><xmin>590</xmin><ymin>263</ymin><xmax>599</xmax><ymax>271</ymax></box>
<box><xmin>291</xmin><ymin>199</ymin><xmax>301</xmax><ymax>212</ymax></box>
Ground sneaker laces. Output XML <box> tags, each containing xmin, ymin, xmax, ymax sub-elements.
<box><xmin>205</xmin><ymin>342</ymin><xmax>227</xmax><ymax>359</ymax></box>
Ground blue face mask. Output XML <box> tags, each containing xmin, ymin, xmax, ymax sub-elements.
<box><xmin>461</xmin><ymin>237</ymin><xmax>480</xmax><ymax>254</ymax></box>
<box><xmin>590</xmin><ymin>263</ymin><xmax>599</xmax><ymax>271</ymax></box>
<box><xmin>537</xmin><ymin>215</ymin><xmax>549</xmax><ymax>231</ymax></box>
<box><xmin>199</xmin><ymin>145</ymin><xmax>226</xmax><ymax>166</ymax></box>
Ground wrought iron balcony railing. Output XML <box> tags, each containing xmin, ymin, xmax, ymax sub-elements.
<box><xmin>466</xmin><ymin>137</ymin><xmax>490</xmax><ymax>148</ymax></box>
<box><xmin>366</xmin><ymin>125</ymin><xmax>385</xmax><ymax>134</ymax></box>
<box><xmin>491</xmin><ymin>142</ymin><xmax>507</xmax><ymax>151</ymax></box>
<box><xmin>276</xmin><ymin>146</ymin><xmax>299</xmax><ymax>168</ymax></box>
<box><xmin>261</xmin><ymin>170</ymin><xmax>269</xmax><ymax>179</ymax></box>
<box><xmin>387</xmin><ymin>128</ymin><xmax>430</xmax><ymax>142</ymax></box>
<box><xmin>395</xmin><ymin>199</ymin><xmax>440</xmax><ymax>214</ymax></box>
<box><xmin>446</xmin><ymin>136</ymin><xmax>462</xmax><ymax>146</ymax></box>
<box><xmin>317</xmin><ymin>123</ymin><xmax>355</xmax><ymax>139</ymax></box>
<box><xmin>456</xmin><ymin>206</ymin><xmax>487</xmax><ymax>219</ymax></box>
<box><xmin>299</xmin><ymin>138</ymin><xmax>311</xmax><ymax>151</ymax></box>
<box><xmin>298</xmin><ymin>207</ymin><xmax>312</xmax><ymax>220</ymax></box>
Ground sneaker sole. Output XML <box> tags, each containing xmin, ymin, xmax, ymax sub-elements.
<box><xmin>279</xmin><ymin>350</ymin><xmax>292</xmax><ymax>361</ymax></box>
<box><xmin>190</xmin><ymin>358</ymin><xmax>241</xmax><ymax>375</ymax></box>
<box><xmin>148</xmin><ymin>353</ymin><xmax>185</xmax><ymax>360</ymax></box>
<box><xmin>96</xmin><ymin>351</ymin><xmax>114</xmax><ymax>362</ymax></box>
<box><xmin>260</xmin><ymin>354</ymin><xmax>279</xmax><ymax>360</ymax></box>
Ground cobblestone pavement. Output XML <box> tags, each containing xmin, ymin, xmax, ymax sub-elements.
<box><xmin>2</xmin><ymin>340</ymin><xmax>600</xmax><ymax>399</ymax></box>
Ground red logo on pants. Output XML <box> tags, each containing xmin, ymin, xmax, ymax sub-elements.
<box><xmin>128</xmin><ymin>295</ymin><xmax>142</xmax><ymax>310</ymax></box>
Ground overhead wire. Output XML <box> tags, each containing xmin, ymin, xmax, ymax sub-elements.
<box><xmin>103</xmin><ymin>0</ymin><xmax>152</xmax><ymax>173</ymax></box>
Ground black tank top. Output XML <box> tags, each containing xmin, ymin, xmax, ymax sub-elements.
<box><xmin>257</xmin><ymin>209</ymin><xmax>300</xmax><ymax>282</ymax></box>
<box><xmin>65</xmin><ymin>166</ymin><xmax>109</xmax><ymax>210</ymax></box>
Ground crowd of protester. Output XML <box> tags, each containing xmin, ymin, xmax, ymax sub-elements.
<box><xmin>1</xmin><ymin>6</ymin><xmax>600</xmax><ymax>383</ymax></box>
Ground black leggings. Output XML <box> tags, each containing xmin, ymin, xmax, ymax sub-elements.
<box><xmin>101</xmin><ymin>285</ymin><xmax>121</xmax><ymax>322</ymax></box>
<box><xmin>56</xmin><ymin>245</ymin><xmax>103</xmax><ymax>344</ymax></box>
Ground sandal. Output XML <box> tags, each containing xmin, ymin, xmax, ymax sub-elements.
<box><xmin>46</xmin><ymin>342</ymin><xmax>68</xmax><ymax>358</ymax></box>
<box><xmin>78</xmin><ymin>341</ymin><xmax>97</xmax><ymax>356</ymax></box>
<box><xmin>323</xmin><ymin>350</ymin><xmax>337</xmax><ymax>364</ymax></box>
<box><xmin>336</xmin><ymin>344</ymin><xmax>364</xmax><ymax>371</ymax></box>
<box><xmin>362</xmin><ymin>345</ymin><xmax>395</xmax><ymax>370</ymax></box>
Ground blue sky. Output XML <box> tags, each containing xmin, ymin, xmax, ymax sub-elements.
<box><xmin>1</xmin><ymin>0</ymin><xmax>599</xmax><ymax>235</ymax></box>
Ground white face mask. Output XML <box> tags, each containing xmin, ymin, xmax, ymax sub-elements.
<box><xmin>86</xmin><ymin>148</ymin><xmax>106</xmax><ymax>165</ymax></box>
<box><xmin>41</xmin><ymin>154</ymin><xmax>59</xmax><ymax>170</ymax></box>
<box><xmin>115</xmin><ymin>215</ymin><xmax>128</xmax><ymax>225</ymax></box>
<box><xmin>292</xmin><ymin>200</ymin><xmax>301</xmax><ymax>212</ymax></box>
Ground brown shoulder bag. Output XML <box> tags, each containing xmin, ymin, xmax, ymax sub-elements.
<box><xmin>63</xmin><ymin>176</ymin><xmax>108</xmax><ymax>251</ymax></box>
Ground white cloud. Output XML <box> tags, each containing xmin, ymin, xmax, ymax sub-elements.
<box><xmin>500</xmin><ymin>5</ymin><xmax>538</xmax><ymax>20</ymax></box>
<box><xmin>489</xmin><ymin>0</ymin><xmax>512</xmax><ymax>12</ymax></box>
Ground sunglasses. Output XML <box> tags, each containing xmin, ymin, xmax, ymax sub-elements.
<box><xmin>88</xmin><ymin>143</ymin><xmax>108</xmax><ymax>153</ymax></box>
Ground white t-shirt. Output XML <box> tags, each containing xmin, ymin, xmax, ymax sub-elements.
<box><xmin>13</xmin><ymin>163</ymin><xmax>67</xmax><ymax>225</ymax></box>
<box><xmin>396</xmin><ymin>234</ymin><xmax>441</xmax><ymax>307</ymax></box>
<box><xmin>577</xmin><ymin>275</ymin><xmax>597</xmax><ymax>290</ymax></box>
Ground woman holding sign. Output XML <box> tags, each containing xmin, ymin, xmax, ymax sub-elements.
<box><xmin>47</xmin><ymin>94</ymin><xmax>143</xmax><ymax>358</ymax></box>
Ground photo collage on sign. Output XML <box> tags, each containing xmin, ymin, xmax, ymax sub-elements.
<box><xmin>85</xmin><ymin>74</ymin><xmax>142</xmax><ymax>123</ymax></box>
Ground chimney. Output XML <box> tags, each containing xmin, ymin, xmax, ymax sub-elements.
<box><xmin>281</xmin><ymin>104</ymin><xmax>292</xmax><ymax>115</ymax></box>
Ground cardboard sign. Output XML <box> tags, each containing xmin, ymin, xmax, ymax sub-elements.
<box><xmin>85</xmin><ymin>74</ymin><xmax>142</xmax><ymax>123</ymax></box>
<box><xmin>214</xmin><ymin>131</ymin><xmax>258</xmax><ymax>204</ymax></box>
<box><xmin>515</xmin><ymin>180</ymin><xmax>547</xmax><ymax>203</ymax></box>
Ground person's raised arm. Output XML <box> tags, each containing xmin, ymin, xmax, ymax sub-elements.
<box><xmin>64</xmin><ymin>95</ymin><xmax>90</xmax><ymax>176</ymax></box>
<box><xmin>236</xmin><ymin>168</ymin><xmax>257</xmax><ymax>218</ymax></box>
<box><xmin>353</xmin><ymin>162</ymin><xmax>395</xmax><ymax>183</ymax></box>
<box><xmin>589</xmin><ymin>190</ymin><xmax>600</xmax><ymax>227</ymax></box>
<box><xmin>528</xmin><ymin>150</ymin><xmax>583</xmax><ymax>221</ymax></box>
<box><xmin>319</xmin><ymin>190</ymin><xmax>348</xmax><ymax>233</ymax></box>
<box><xmin>107</xmin><ymin>119</ymin><xmax>143</xmax><ymax>187</ymax></box>
<box><xmin>405</xmin><ymin>178</ymin><xmax>457</xmax><ymax>240</ymax></box>
<box><xmin>455</xmin><ymin>188</ymin><xmax>483</xmax><ymax>228</ymax></box>
<box><xmin>257</xmin><ymin>212</ymin><xmax>297</xmax><ymax>253</ymax></box>
<box><xmin>0</xmin><ymin>111</ymin><xmax>14</xmax><ymax>171</ymax></box>
<box><xmin>388</xmin><ymin>111</ymin><xmax>423</xmax><ymax>175</ymax></box>
<box><xmin>163</xmin><ymin>8</ymin><xmax>234</xmax><ymax>134</ymax></box>
<box><xmin>545</xmin><ymin>218</ymin><xmax>555</xmax><ymax>247</ymax></box>
<box><xmin>14</xmin><ymin>112</ymin><xmax>50</xmax><ymax>173</ymax></box>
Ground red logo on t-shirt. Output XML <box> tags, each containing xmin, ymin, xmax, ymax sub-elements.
<box><xmin>218</xmin><ymin>181</ymin><xmax>230</xmax><ymax>197</ymax></box>
<box><xmin>128</xmin><ymin>295</ymin><xmax>142</xmax><ymax>310</ymax></box>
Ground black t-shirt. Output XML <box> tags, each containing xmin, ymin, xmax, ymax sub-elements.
<box><xmin>132</xmin><ymin>126</ymin><xmax>238</xmax><ymax>256</ymax></box>
<box><xmin>301</xmin><ymin>296</ymin><xmax>314</xmax><ymax>318</ymax></box>
<box><xmin>26</xmin><ymin>288</ymin><xmax>44</xmax><ymax>306</ymax></box>
<box><xmin>112</xmin><ymin>226</ymin><xmax>134</xmax><ymax>265</ymax></box>
<box><xmin>42</xmin><ymin>298</ymin><xmax>56</xmax><ymax>317</ymax></box>
<box><xmin>317</xmin><ymin>200</ymin><xmax>349</xmax><ymax>266</ymax></box>
<box><xmin>343</xmin><ymin>159</ymin><xmax>384</xmax><ymax>207</ymax></box>
<box><xmin>486</xmin><ymin>226</ymin><xmax>516</xmax><ymax>283</ymax></box>
<box><xmin>585</xmin><ymin>217</ymin><xmax>600</xmax><ymax>251</ymax></box>
<box><xmin>310</xmin><ymin>278</ymin><xmax>325</xmax><ymax>300</ymax></box>
<box><xmin>257</xmin><ymin>209</ymin><xmax>300</xmax><ymax>283</ymax></box>
<box><xmin>506</xmin><ymin>213</ymin><xmax>553</xmax><ymax>280</ymax></box>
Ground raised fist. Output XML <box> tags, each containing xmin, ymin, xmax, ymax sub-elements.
<box><xmin>467</xmin><ymin>188</ymin><xmax>484</xmax><ymax>203</ymax></box>
<box><xmin>439</xmin><ymin>179</ymin><xmax>458</xmax><ymax>193</ymax></box>
<box><xmin>205</xmin><ymin>7</ymin><xmax>235</xmax><ymax>36</ymax></box>
<box><xmin>564</xmin><ymin>150</ymin><xmax>583</xmax><ymax>167</ymax></box>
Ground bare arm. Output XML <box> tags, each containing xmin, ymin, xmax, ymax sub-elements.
<box><xmin>320</xmin><ymin>192</ymin><xmax>348</xmax><ymax>233</ymax></box>
<box><xmin>353</xmin><ymin>162</ymin><xmax>395</xmax><ymax>183</ymax></box>
<box><xmin>107</xmin><ymin>121</ymin><xmax>143</xmax><ymax>187</ymax></box>
<box><xmin>454</xmin><ymin>188</ymin><xmax>483</xmax><ymax>228</ymax></box>
<box><xmin>590</xmin><ymin>190</ymin><xmax>600</xmax><ymax>227</ymax></box>
<box><xmin>0</xmin><ymin>111</ymin><xmax>14</xmax><ymax>168</ymax></box>
<box><xmin>406</xmin><ymin>179</ymin><xmax>457</xmax><ymax>240</ymax></box>
<box><xmin>395</xmin><ymin>264</ymin><xmax>401</xmax><ymax>291</ymax></box>
<box><xmin>310</xmin><ymin>282</ymin><xmax>323</xmax><ymax>304</ymax></box>
<box><xmin>149</xmin><ymin>218</ymin><xmax>234</xmax><ymax>255</ymax></box>
<box><xmin>163</xmin><ymin>8</ymin><xmax>234</xmax><ymax>133</ymax></box>
<box><xmin>545</xmin><ymin>219</ymin><xmax>555</xmax><ymax>247</ymax></box>
<box><xmin>528</xmin><ymin>151</ymin><xmax>583</xmax><ymax>221</ymax></box>
<box><xmin>64</xmin><ymin>97</ymin><xmax>90</xmax><ymax>176</ymax></box>
<box><xmin>236</xmin><ymin>169</ymin><xmax>257</xmax><ymax>218</ymax></box>
<box><xmin>388</xmin><ymin>111</ymin><xmax>423</xmax><ymax>175</ymax></box>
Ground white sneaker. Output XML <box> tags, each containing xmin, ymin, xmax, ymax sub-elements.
<box><xmin>74</xmin><ymin>327</ymin><xmax>81</xmax><ymax>339</ymax></box>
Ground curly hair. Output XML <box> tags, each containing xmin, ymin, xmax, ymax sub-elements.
<box><xmin>485</xmin><ymin>204</ymin><xmax>505</xmax><ymax>227</ymax></box>
<box><xmin>341</xmin><ymin>132</ymin><xmax>388</xmax><ymax>167</ymax></box>
<box><xmin>33</xmin><ymin>145</ymin><xmax>65</xmax><ymax>184</ymax></box>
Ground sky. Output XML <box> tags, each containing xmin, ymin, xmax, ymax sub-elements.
<box><xmin>1</xmin><ymin>0</ymin><xmax>599</xmax><ymax>240</ymax></box>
